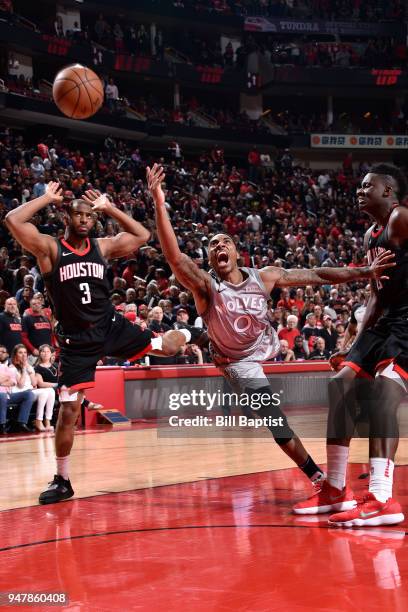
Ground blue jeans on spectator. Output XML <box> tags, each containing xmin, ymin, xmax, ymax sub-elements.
<box><xmin>0</xmin><ymin>390</ymin><xmax>35</xmax><ymax>425</ymax></box>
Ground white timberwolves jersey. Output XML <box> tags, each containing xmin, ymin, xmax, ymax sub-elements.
<box><xmin>202</xmin><ymin>267</ymin><xmax>280</xmax><ymax>364</ymax></box>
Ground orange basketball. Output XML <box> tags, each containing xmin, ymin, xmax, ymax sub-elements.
<box><xmin>52</xmin><ymin>64</ymin><xmax>104</xmax><ymax>120</ymax></box>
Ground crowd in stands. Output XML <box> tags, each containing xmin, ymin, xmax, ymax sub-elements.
<box><xmin>270</xmin><ymin>108</ymin><xmax>408</xmax><ymax>135</ymax></box>
<box><xmin>168</xmin><ymin>0</ymin><xmax>406</xmax><ymax>21</ymax></box>
<box><xmin>0</xmin><ymin>126</ymin><xmax>375</xmax><ymax>372</ymax></box>
<box><xmin>7</xmin><ymin>2</ymin><xmax>407</xmax><ymax>73</ymax></box>
<box><xmin>260</xmin><ymin>38</ymin><xmax>407</xmax><ymax>69</ymax></box>
<box><xmin>3</xmin><ymin>69</ymin><xmax>405</xmax><ymax>138</ymax></box>
<box><xmin>248</xmin><ymin>0</ymin><xmax>406</xmax><ymax>21</ymax></box>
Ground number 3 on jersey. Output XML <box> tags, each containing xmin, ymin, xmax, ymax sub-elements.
<box><xmin>79</xmin><ymin>282</ymin><xmax>91</xmax><ymax>304</ymax></box>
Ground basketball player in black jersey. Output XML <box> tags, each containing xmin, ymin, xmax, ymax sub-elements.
<box><xmin>294</xmin><ymin>164</ymin><xmax>408</xmax><ymax>526</ymax></box>
<box><xmin>5</xmin><ymin>182</ymin><xmax>192</xmax><ymax>504</ymax></box>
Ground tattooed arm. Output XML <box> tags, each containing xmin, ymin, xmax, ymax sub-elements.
<box><xmin>259</xmin><ymin>249</ymin><xmax>395</xmax><ymax>293</ymax></box>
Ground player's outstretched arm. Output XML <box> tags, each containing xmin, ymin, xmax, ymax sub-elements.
<box><xmin>5</xmin><ymin>182</ymin><xmax>61</xmax><ymax>258</ymax></box>
<box><xmin>147</xmin><ymin>164</ymin><xmax>210</xmax><ymax>312</ymax></box>
<box><xmin>260</xmin><ymin>250</ymin><xmax>395</xmax><ymax>290</ymax></box>
<box><xmin>82</xmin><ymin>191</ymin><xmax>150</xmax><ymax>258</ymax></box>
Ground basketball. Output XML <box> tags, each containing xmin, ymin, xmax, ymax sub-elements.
<box><xmin>52</xmin><ymin>64</ymin><xmax>104</xmax><ymax>120</ymax></box>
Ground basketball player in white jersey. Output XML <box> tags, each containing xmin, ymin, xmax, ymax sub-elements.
<box><xmin>147</xmin><ymin>164</ymin><xmax>395</xmax><ymax>489</ymax></box>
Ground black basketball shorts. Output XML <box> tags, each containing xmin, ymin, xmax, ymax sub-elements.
<box><xmin>344</xmin><ymin>314</ymin><xmax>408</xmax><ymax>379</ymax></box>
<box><xmin>56</xmin><ymin>311</ymin><xmax>153</xmax><ymax>390</ymax></box>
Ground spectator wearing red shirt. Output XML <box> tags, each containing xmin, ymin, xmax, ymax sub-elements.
<box><xmin>294</xmin><ymin>288</ymin><xmax>305</xmax><ymax>314</ymax></box>
<box><xmin>313</xmin><ymin>304</ymin><xmax>324</xmax><ymax>328</ymax></box>
<box><xmin>155</xmin><ymin>268</ymin><xmax>169</xmax><ymax>293</ymax></box>
<box><xmin>228</xmin><ymin>166</ymin><xmax>241</xmax><ymax>192</ymax></box>
<box><xmin>278</xmin><ymin>315</ymin><xmax>300</xmax><ymax>350</ymax></box>
<box><xmin>277</xmin><ymin>288</ymin><xmax>296</xmax><ymax>311</ymax></box>
<box><xmin>316</xmin><ymin>220</ymin><xmax>327</xmax><ymax>239</ymax></box>
<box><xmin>37</xmin><ymin>143</ymin><xmax>49</xmax><ymax>161</ymax></box>
<box><xmin>73</xmin><ymin>150</ymin><xmax>86</xmax><ymax>173</ymax></box>
<box><xmin>248</xmin><ymin>146</ymin><xmax>261</xmax><ymax>183</ymax></box>
<box><xmin>224</xmin><ymin>214</ymin><xmax>239</xmax><ymax>235</ymax></box>
<box><xmin>329</xmin><ymin>223</ymin><xmax>341</xmax><ymax>240</ymax></box>
<box><xmin>122</xmin><ymin>259</ymin><xmax>138</xmax><ymax>288</ymax></box>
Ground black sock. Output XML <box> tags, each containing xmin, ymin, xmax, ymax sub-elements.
<box><xmin>299</xmin><ymin>455</ymin><xmax>324</xmax><ymax>481</ymax></box>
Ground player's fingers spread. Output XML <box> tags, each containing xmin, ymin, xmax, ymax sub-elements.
<box><xmin>379</xmin><ymin>252</ymin><xmax>395</xmax><ymax>260</ymax></box>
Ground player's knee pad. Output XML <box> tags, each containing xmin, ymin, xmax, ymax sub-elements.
<box><xmin>245</xmin><ymin>385</ymin><xmax>295</xmax><ymax>443</ymax></box>
<box><xmin>59</xmin><ymin>386</ymin><xmax>79</xmax><ymax>402</ymax></box>
<box><xmin>376</xmin><ymin>361</ymin><xmax>407</xmax><ymax>391</ymax></box>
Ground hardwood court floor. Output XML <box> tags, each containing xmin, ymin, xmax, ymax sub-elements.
<box><xmin>1</xmin><ymin>425</ymin><xmax>408</xmax><ymax>611</ymax></box>
<box><xmin>1</xmin><ymin>423</ymin><xmax>408</xmax><ymax>511</ymax></box>
<box><xmin>0</xmin><ymin>424</ymin><xmax>375</xmax><ymax>511</ymax></box>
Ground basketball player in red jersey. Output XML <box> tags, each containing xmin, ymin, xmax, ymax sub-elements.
<box><xmin>294</xmin><ymin>164</ymin><xmax>408</xmax><ymax>526</ymax></box>
<box><xmin>147</xmin><ymin>164</ymin><xmax>395</xmax><ymax>496</ymax></box>
<box><xmin>5</xmin><ymin>182</ymin><xmax>191</xmax><ymax>504</ymax></box>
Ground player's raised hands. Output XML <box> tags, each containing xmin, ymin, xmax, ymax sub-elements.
<box><xmin>82</xmin><ymin>190</ymin><xmax>113</xmax><ymax>213</ymax></box>
<box><xmin>368</xmin><ymin>249</ymin><xmax>396</xmax><ymax>281</ymax></box>
<box><xmin>45</xmin><ymin>181</ymin><xmax>63</xmax><ymax>204</ymax></box>
<box><xmin>147</xmin><ymin>164</ymin><xmax>166</xmax><ymax>206</ymax></box>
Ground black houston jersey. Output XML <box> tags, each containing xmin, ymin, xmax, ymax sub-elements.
<box><xmin>367</xmin><ymin>221</ymin><xmax>408</xmax><ymax>316</ymax></box>
<box><xmin>43</xmin><ymin>237</ymin><xmax>111</xmax><ymax>332</ymax></box>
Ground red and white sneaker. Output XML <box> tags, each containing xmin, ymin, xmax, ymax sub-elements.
<box><xmin>293</xmin><ymin>480</ymin><xmax>357</xmax><ymax>515</ymax></box>
<box><xmin>328</xmin><ymin>493</ymin><xmax>405</xmax><ymax>527</ymax></box>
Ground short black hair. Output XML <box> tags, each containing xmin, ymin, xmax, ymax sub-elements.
<box><xmin>209</xmin><ymin>233</ymin><xmax>234</xmax><ymax>244</ymax></box>
<box><xmin>370</xmin><ymin>163</ymin><xmax>408</xmax><ymax>202</ymax></box>
<box><xmin>64</xmin><ymin>198</ymin><xmax>91</xmax><ymax>211</ymax></box>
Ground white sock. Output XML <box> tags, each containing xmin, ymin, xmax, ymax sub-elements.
<box><xmin>178</xmin><ymin>328</ymin><xmax>191</xmax><ymax>343</ymax></box>
<box><xmin>327</xmin><ymin>444</ymin><xmax>349</xmax><ymax>491</ymax></box>
<box><xmin>56</xmin><ymin>456</ymin><xmax>70</xmax><ymax>480</ymax></box>
<box><xmin>369</xmin><ymin>457</ymin><xmax>394</xmax><ymax>503</ymax></box>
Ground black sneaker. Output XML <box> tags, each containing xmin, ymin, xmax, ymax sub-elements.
<box><xmin>39</xmin><ymin>475</ymin><xmax>74</xmax><ymax>505</ymax></box>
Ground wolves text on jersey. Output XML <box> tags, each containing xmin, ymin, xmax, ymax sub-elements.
<box><xmin>215</xmin><ymin>294</ymin><xmax>267</xmax><ymax>333</ymax></box>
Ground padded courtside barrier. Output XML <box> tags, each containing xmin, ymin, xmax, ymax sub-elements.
<box><xmin>85</xmin><ymin>362</ymin><xmax>331</xmax><ymax>427</ymax></box>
